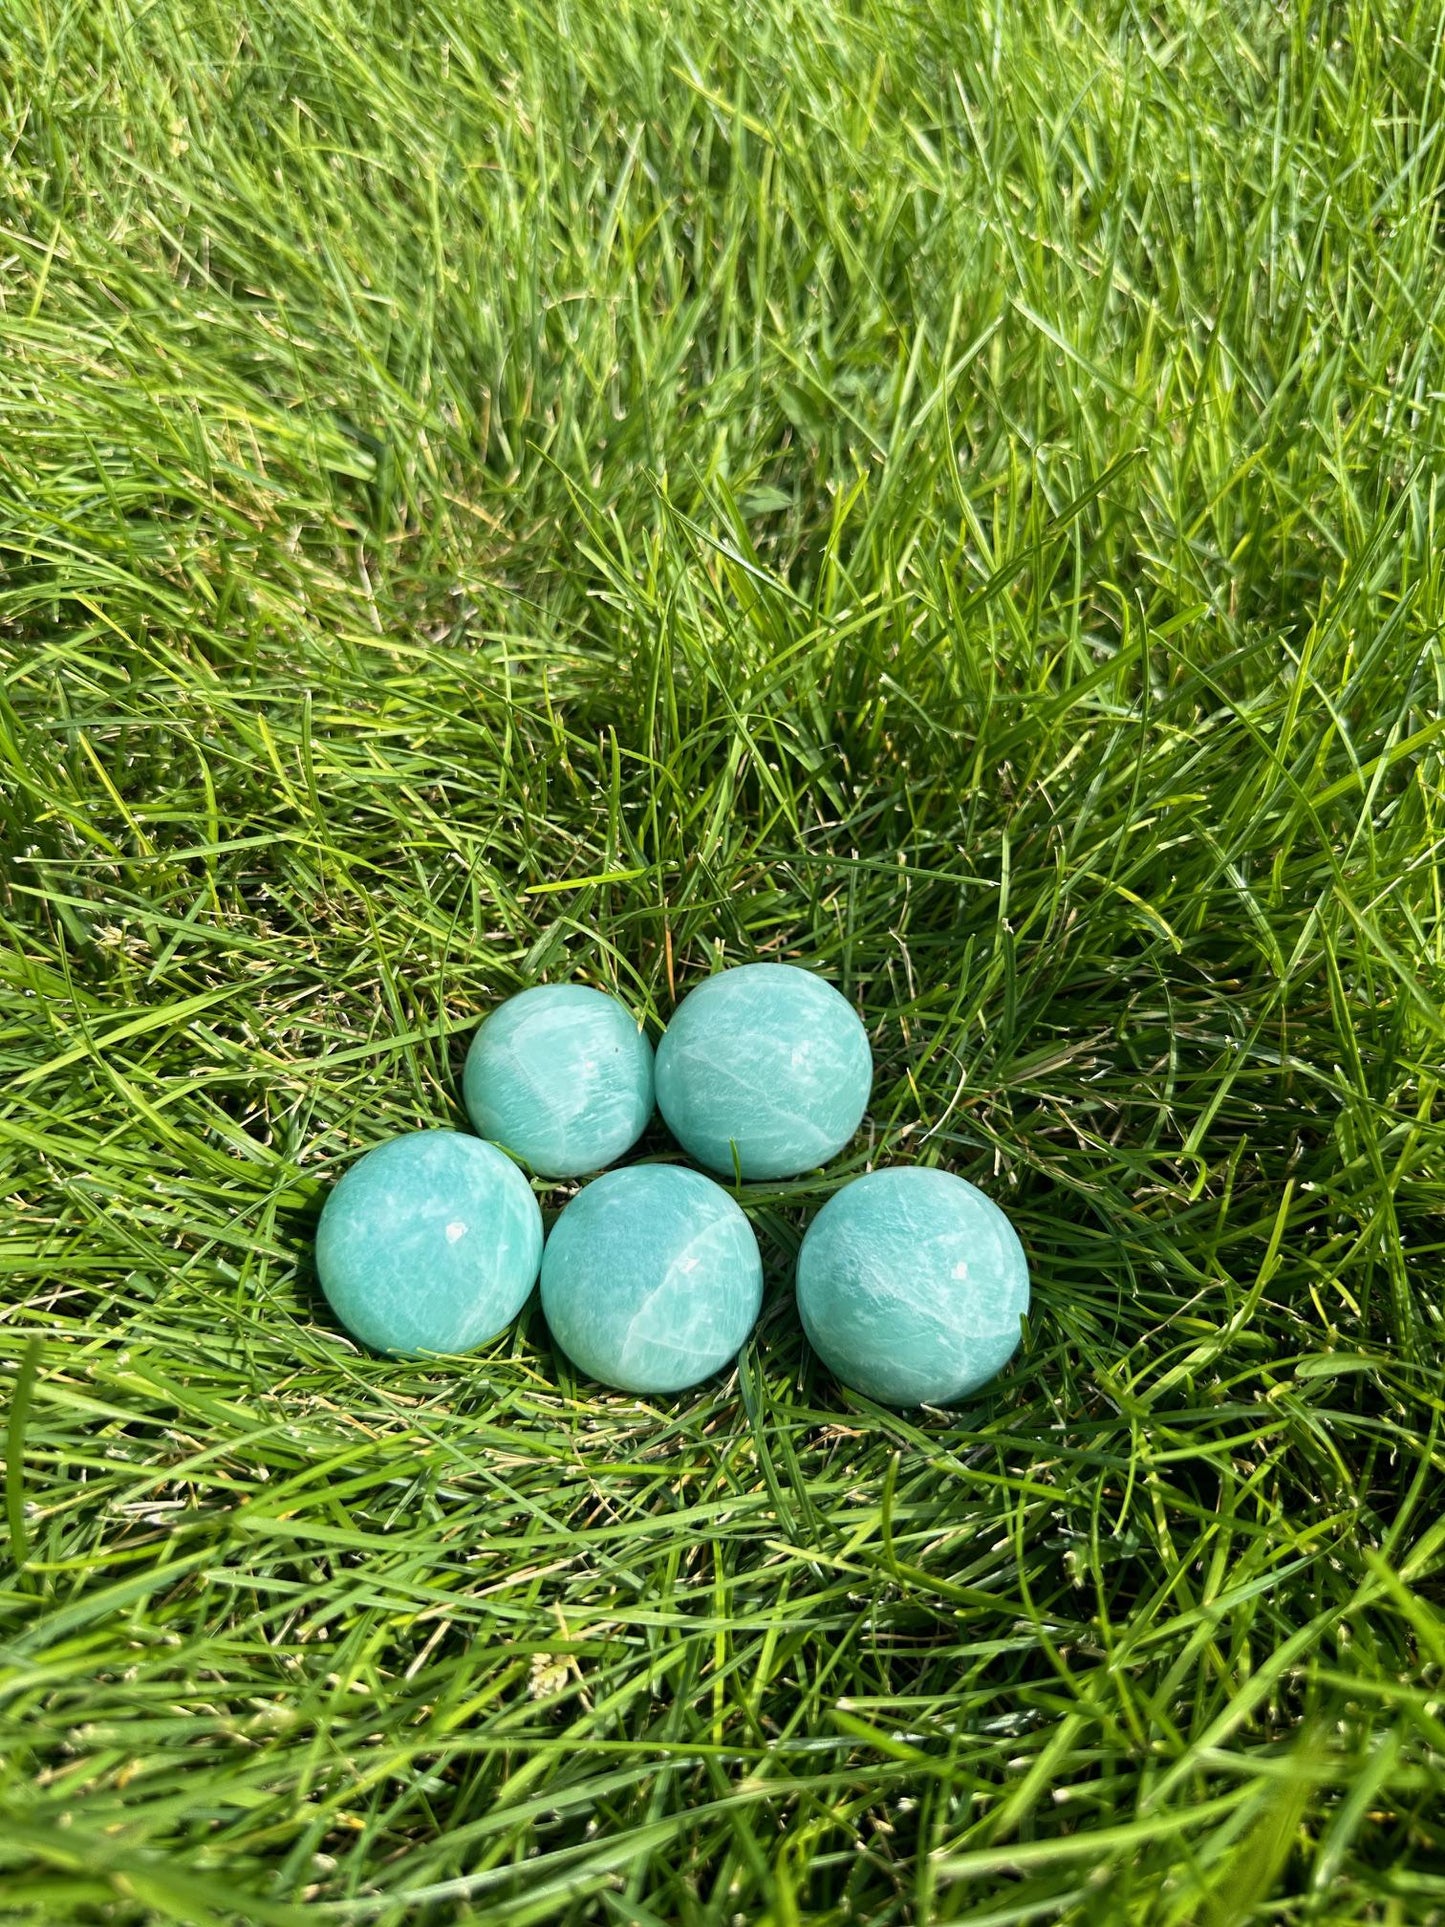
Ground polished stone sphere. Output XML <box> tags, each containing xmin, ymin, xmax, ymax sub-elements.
<box><xmin>463</xmin><ymin>983</ymin><xmax>654</xmax><ymax>1178</ymax></box>
<box><xmin>795</xmin><ymin>1166</ymin><xmax>1029</xmax><ymax>1406</ymax></box>
<box><xmin>654</xmin><ymin>963</ymin><xmax>872</xmax><ymax>1180</ymax></box>
<box><xmin>540</xmin><ymin>1165</ymin><xmax>764</xmax><ymax>1394</ymax></box>
<box><xmin>316</xmin><ymin>1130</ymin><xmax>543</xmax><ymax>1356</ymax></box>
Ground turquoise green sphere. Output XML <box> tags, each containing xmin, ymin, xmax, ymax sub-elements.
<box><xmin>315</xmin><ymin>1130</ymin><xmax>542</xmax><ymax>1356</ymax></box>
<box><xmin>540</xmin><ymin>1165</ymin><xmax>764</xmax><ymax>1394</ymax></box>
<box><xmin>654</xmin><ymin>964</ymin><xmax>872</xmax><ymax>1180</ymax></box>
<box><xmin>463</xmin><ymin>984</ymin><xmax>654</xmax><ymax>1178</ymax></box>
<box><xmin>795</xmin><ymin>1167</ymin><xmax>1029</xmax><ymax>1406</ymax></box>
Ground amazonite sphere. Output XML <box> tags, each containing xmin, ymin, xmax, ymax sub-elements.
<box><xmin>463</xmin><ymin>984</ymin><xmax>654</xmax><ymax>1178</ymax></box>
<box><xmin>316</xmin><ymin>1130</ymin><xmax>542</xmax><ymax>1356</ymax></box>
<box><xmin>795</xmin><ymin>1167</ymin><xmax>1029</xmax><ymax>1407</ymax></box>
<box><xmin>540</xmin><ymin>1165</ymin><xmax>764</xmax><ymax>1394</ymax></box>
<box><xmin>654</xmin><ymin>964</ymin><xmax>872</xmax><ymax>1180</ymax></box>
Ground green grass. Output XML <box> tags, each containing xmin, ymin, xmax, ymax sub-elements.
<box><xmin>2</xmin><ymin>0</ymin><xmax>1444</xmax><ymax>1919</ymax></box>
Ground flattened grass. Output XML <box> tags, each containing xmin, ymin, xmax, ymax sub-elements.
<box><xmin>2</xmin><ymin>0</ymin><xmax>1444</xmax><ymax>1920</ymax></box>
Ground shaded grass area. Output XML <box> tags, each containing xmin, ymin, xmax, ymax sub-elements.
<box><xmin>2</xmin><ymin>0</ymin><xmax>1445</xmax><ymax>1919</ymax></box>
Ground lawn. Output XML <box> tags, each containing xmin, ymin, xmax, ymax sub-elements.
<box><xmin>2</xmin><ymin>0</ymin><xmax>1444</xmax><ymax>1920</ymax></box>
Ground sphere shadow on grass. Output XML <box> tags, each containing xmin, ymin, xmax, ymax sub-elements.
<box><xmin>273</xmin><ymin>1186</ymin><xmax>330</xmax><ymax>1330</ymax></box>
